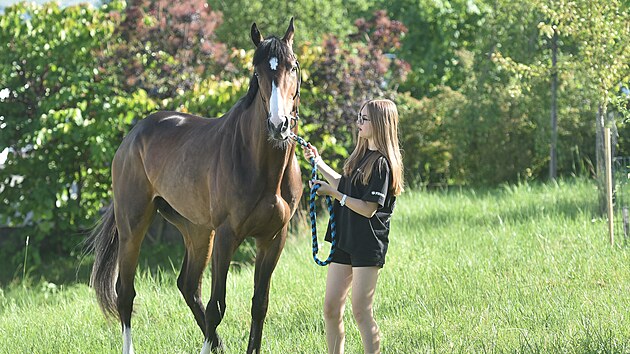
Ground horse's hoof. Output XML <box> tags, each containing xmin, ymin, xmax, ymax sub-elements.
<box><xmin>200</xmin><ymin>336</ymin><xmax>224</xmax><ymax>354</ymax></box>
<box><xmin>211</xmin><ymin>335</ymin><xmax>225</xmax><ymax>353</ymax></box>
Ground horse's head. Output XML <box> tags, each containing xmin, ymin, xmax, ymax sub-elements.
<box><xmin>251</xmin><ymin>18</ymin><xmax>300</xmax><ymax>142</ymax></box>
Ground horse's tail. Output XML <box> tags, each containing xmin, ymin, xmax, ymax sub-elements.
<box><xmin>86</xmin><ymin>204</ymin><xmax>119</xmax><ymax>319</ymax></box>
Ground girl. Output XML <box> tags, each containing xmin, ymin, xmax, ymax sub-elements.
<box><xmin>304</xmin><ymin>99</ymin><xmax>404</xmax><ymax>354</ymax></box>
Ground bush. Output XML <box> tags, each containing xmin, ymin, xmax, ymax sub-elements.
<box><xmin>397</xmin><ymin>90</ymin><xmax>465</xmax><ymax>188</ymax></box>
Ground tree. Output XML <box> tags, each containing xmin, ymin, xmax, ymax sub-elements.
<box><xmin>207</xmin><ymin>0</ymin><xmax>372</xmax><ymax>50</ymax></box>
<box><xmin>102</xmin><ymin>0</ymin><xmax>229</xmax><ymax>99</ymax></box>
<box><xmin>0</xmin><ymin>1</ymin><xmax>158</xmax><ymax>266</ymax></box>
<box><xmin>539</xmin><ymin>0</ymin><xmax>630</xmax><ymax>209</ymax></box>
<box><xmin>297</xmin><ymin>10</ymin><xmax>410</xmax><ymax>171</ymax></box>
<box><xmin>531</xmin><ymin>0</ymin><xmax>629</xmax><ymax>209</ymax></box>
<box><xmin>368</xmin><ymin>0</ymin><xmax>491</xmax><ymax>98</ymax></box>
<box><xmin>411</xmin><ymin>0</ymin><xmax>600</xmax><ymax>185</ymax></box>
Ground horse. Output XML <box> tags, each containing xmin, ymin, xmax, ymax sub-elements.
<box><xmin>87</xmin><ymin>18</ymin><xmax>303</xmax><ymax>354</ymax></box>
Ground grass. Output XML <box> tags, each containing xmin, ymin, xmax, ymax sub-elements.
<box><xmin>1</xmin><ymin>178</ymin><xmax>629</xmax><ymax>353</ymax></box>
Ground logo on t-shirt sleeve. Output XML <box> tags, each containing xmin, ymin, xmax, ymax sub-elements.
<box><xmin>371</xmin><ymin>191</ymin><xmax>385</xmax><ymax>198</ymax></box>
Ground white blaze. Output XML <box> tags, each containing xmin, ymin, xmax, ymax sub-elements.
<box><xmin>269</xmin><ymin>57</ymin><xmax>278</xmax><ymax>71</ymax></box>
<box><xmin>268</xmin><ymin>81</ymin><xmax>286</xmax><ymax>129</ymax></box>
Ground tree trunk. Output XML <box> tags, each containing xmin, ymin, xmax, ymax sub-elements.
<box><xmin>549</xmin><ymin>31</ymin><xmax>558</xmax><ymax>180</ymax></box>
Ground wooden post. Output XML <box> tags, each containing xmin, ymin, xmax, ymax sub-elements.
<box><xmin>604</xmin><ymin>127</ymin><xmax>614</xmax><ymax>245</ymax></box>
<box><xmin>549</xmin><ymin>31</ymin><xmax>558</xmax><ymax>181</ymax></box>
<box><xmin>623</xmin><ymin>206</ymin><xmax>629</xmax><ymax>240</ymax></box>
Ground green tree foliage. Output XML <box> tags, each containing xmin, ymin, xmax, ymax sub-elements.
<box><xmin>535</xmin><ymin>0</ymin><xmax>629</xmax><ymax>112</ymax></box>
<box><xmin>369</xmin><ymin>0</ymin><xmax>490</xmax><ymax>98</ymax></box>
<box><xmin>359</xmin><ymin>0</ymin><xmax>627</xmax><ymax>187</ymax></box>
<box><xmin>446</xmin><ymin>1</ymin><xmax>553</xmax><ymax>184</ymax></box>
<box><xmin>208</xmin><ymin>0</ymin><xmax>372</xmax><ymax>50</ymax></box>
<box><xmin>0</xmin><ymin>1</ymin><xmax>159</xmax><ymax>267</ymax></box>
<box><xmin>481</xmin><ymin>0</ymin><xmax>629</xmax><ymax>190</ymax></box>
<box><xmin>298</xmin><ymin>10</ymin><xmax>410</xmax><ymax>172</ymax></box>
<box><xmin>102</xmin><ymin>0</ymin><xmax>231</xmax><ymax>99</ymax></box>
<box><xmin>396</xmin><ymin>91</ymin><xmax>458</xmax><ymax>188</ymax></box>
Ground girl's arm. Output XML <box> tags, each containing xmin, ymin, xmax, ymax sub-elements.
<box><xmin>303</xmin><ymin>144</ymin><xmax>341</xmax><ymax>189</ymax></box>
<box><xmin>314</xmin><ymin>159</ymin><xmax>341</xmax><ymax>189</ymax></box>
<box><xmin>329</xmin><ymin>189</ymin><xmax>379</xmax><ymax>218</ymax></box>
<box><xmin>311</xmin><ymin>180</ymin><xmax>379</xmax><ymax>218</ymax></box>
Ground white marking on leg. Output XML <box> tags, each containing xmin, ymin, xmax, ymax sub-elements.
<box><xmin>122</xmin><ymin>326</ymin><xmax>135</xmax><ymax>354</ymax></box>
<box><xmin>269</xmin><ymin>57</ymin><xmax>278</xmax><ymax>71</ymax></box>
<box><xmin>200</xmin><ymin>339</ymin><xmax>212</xmax><ymax>354</ymax></box>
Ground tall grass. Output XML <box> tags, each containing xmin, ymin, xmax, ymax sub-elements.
<box><xmin>1</xmin><ymin>178</ymin><xmax>629</xmax><ymax>353</ymax></box>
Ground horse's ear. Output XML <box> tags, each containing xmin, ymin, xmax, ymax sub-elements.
<box><xmin>251</xmin><ymin>23</ymin><xmax>264</xmax><ymax>48</ymax></box>
<box><xmin>282</xmin><ymin>17</ymin><xmax>295</xmax><ymax>48</ymax></box>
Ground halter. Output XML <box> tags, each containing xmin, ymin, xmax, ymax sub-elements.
<box><xmin>255</xmin><ymin>58</ymin><xmax>301</xmax><ymax>130</ymax></box>
<box><xmin>290</xmin><ymin>60</ymin><xmax>301</xmax><ymax>128</ymax></box>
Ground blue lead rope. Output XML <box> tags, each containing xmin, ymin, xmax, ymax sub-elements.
<box><xmin>291</xmin><ymin>133</ymin><xmax>337</xmax><ymax>266</ymax></box>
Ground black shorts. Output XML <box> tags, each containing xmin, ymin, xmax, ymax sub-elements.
<box><xmin>330</xmin><ymin>247</ymin><xmax>384</xmax><ymax>268</ymax></box>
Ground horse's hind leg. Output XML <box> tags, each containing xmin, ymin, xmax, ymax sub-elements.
<box><xmin>113</xmin><ymin>169</ymin><xmax>156</xmax><ymax>354</ymax></box>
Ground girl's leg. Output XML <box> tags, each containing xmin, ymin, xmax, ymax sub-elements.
<box><xmin>324</xmin><ymin>263</ymin><xmax>353</xmax><ymax>354</ymax></box>
<box><xmin>351</xmin><ymin>266</ymin><xmax>381</xmax><ymax>354</ymax></box>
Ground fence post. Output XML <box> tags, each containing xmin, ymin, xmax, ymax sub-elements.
<box><xmin>623</xmin><ymin>206</ymin><xmax>629</xmax><ymax>240</ymax></box>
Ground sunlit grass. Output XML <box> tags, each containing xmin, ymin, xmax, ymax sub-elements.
<box><xmin>1</xmin><ymin>178</ymin><xmax>629</xmax><ymax>353</ymax></box>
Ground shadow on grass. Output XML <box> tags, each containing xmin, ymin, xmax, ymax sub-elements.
<box><xmin>416</xmin><ymin>197</ymin><xmax>600</xmax><ymax>229</ymax></box>
<box><xmin>412</xmin><ymin>180</ymin><xmax>601</xmax><ymax>230</ymax></box>
<box><xmin>0</xmin><ymin>208</ymin><xmax>313</xmax><ymax>289</ymax></box>
<box><xmin>0</xmin><ymin>234</ymin><xmax>258</xmax><ymax>288</ymax></box>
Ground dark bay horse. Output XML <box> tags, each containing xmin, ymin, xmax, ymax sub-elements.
<box><xmin>88</xmin><ymin>19</ymin><xmax>303</xmax><ymax>354</ymax></box>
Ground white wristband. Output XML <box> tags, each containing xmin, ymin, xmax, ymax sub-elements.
<box><xmin>340</xmin><ymin>194</ymin><xmax>347</xmax><ymax>206</ymax></box>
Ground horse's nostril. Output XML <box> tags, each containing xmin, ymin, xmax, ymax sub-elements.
<box><xmin>267</xmin><ymin>117</ymin><xmax>291</xmax><ymax>140</ymax></box>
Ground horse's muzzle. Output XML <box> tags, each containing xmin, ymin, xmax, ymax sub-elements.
<box><xmin>267</xmin><ymin>115</ymin><xmax>292</xmax><ymax>140</ymax></box>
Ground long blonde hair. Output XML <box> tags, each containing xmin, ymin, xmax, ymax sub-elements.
<box><xmin>343</xmin><ymin>99</ymin><xmax>404</xmax><ymax>196</ymax></box>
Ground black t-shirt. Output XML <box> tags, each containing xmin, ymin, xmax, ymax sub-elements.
<box><xmin>325</xmin><ymin>150</ymin><xmax>396</xmax><ymax>264</ymax></box>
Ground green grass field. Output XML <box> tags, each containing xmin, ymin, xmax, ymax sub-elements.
<box><xmin>1</xmin><ymin>178</ymin><xmax>629</xmax><ymax>353</ymax></box>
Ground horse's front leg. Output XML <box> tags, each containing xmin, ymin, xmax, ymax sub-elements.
<box><xmin>247</xmin><ymin>226</ymin><xmax>288</xmax><ymax>354</ymax></box>
<box><xmin>200</xmin><ymin>223</ymin><xmax>236</xmax><ymax>354</ymax></box>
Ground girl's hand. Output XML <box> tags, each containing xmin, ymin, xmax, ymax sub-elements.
<box><xmin>303</xmin><ymin>143</ymin><xmax>320</xmax><ymax>162</ymax></box>
<box><xmin>309</xmin><ymin>179</ymin><xmax>335</xmax><ymax>196</ymax></box>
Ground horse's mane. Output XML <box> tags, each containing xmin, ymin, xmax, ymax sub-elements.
<box><xmin>236</xmin><ymin>36</ymin><xmax>294</xmax><ymax>109</ymax></box>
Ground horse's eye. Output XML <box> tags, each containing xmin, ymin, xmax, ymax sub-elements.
<box><xmin>290</xmin><ymin>66</ymin><xmax>298</xmax><ymax>74</ymax></box>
